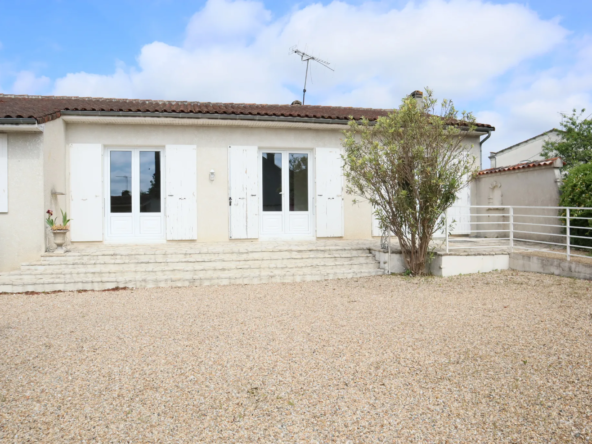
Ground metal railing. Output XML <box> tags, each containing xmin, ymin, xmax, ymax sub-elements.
<box><xmin>443</xmin><ymin>205</ymin><xmax>592</xmax><ymax>262</ymax></box>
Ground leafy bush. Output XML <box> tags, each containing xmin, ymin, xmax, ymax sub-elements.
<box><xmin>559</xmin><ymin>163</ymin><xmax>592</xmax><ymax>248</ymax></box>
<box><xmin>342</xmin><ymin>88</ymin><xmax>477</xmax><ymax>275</ymax></box>
<box><xmin>542</xmin><ymin>109</ymin><xmax>592</xmax><ymax>170</ymax></box>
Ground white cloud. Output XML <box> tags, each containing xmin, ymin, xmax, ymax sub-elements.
<box><xmin>184</xmin><ymin>0</ymin><xmax>272</xmax><ymax>48</ymax></box>
<box><xmin>11</xmin><ymin>71</ymin><xmax>51</xmax><ymax>95</ymax></box>
<box><xmin>52</xmin><ymin>0</ymin><xmax>568</xmax><ymax>107</ymax></box>
<box><xmin>47</xmin><ymin>0</ymin><xmax>592</xmax><ymax>169</ymax></box>
<box><xmin>55</xmin><ymin>68</ymin><xmax>135</xmax><ymax>99</ymax></box>
<box><xmin>477</xmin><ymin>38</ymin><xmax>592</xmax><ymax>165</ymax></box>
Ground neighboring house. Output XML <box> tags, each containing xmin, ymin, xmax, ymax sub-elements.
<box><xmin>0</xmin><ymin>92</ymin><xmax>494</xmax><ymax>272</ymax></box>
<box><xmin>471</xmin><ymin>157</ymin><xmax>564</xmax><ymax>242</ymax></box>
<box><xmin>488</xmin><ymin>129</ymin><xmax>562</xmax><ymax>168</ymax></box>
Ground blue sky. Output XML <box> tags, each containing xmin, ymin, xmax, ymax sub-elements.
<box><xmin>1</xmin><ymin>0</ymin><xmax>591</xmax><ymax>166</ymax></box>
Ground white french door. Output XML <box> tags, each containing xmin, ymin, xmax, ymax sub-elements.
<box><xmin>105</xmin><ymin>147</ymin><xmax>166</xmax><ymax>242</ymax></box>
<box><xmin>259</xmin><ymin>150</ymin><xmax>314</xmax><ymax>239</ymax></box>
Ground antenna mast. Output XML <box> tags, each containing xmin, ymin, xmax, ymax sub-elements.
<box><xmin>290</xmin><ymin>47</ymin><xmax>334</xmax><ymax>105</ymax></box>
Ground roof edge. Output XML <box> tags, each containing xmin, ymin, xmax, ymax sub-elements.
<box><xmin>0</xmin><ymin>117</ymin><xmax>38</xmax><ymax>125</ymax></box>
<box><xmin>59</xmin><ymin>110</ymin><xmax>495</xmax><ymax>131</ymax></box>
<box><xmin>0</xmin><ymin>93</ymin><xmax>495</xmax><ymax>129</ymax></box>
<box><xmin>478</xmin><ymin>157</ymin><xmax>563</xmax><ymax>176</ymax></box>
<box><xmin>60</xmin><ymin>110</ymin><xmax>351</xmax><ymax>126</ymax></box>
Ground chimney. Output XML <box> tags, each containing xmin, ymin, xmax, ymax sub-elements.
<box><xmin>410</xmin><ymin>90</ymin><xmax>424</xmax><ymax>108</ymax></box>
<box><xmin>291</xmin><ymin>100</ymin><xmax>302</xmax><ymax>106</ymax></box>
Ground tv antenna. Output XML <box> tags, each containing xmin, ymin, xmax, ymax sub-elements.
<box><xmin>290</xmin><ymin>47</ymin><xmax>334</xmax><ymax>105</ymax></box>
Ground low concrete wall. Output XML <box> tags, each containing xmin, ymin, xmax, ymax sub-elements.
<box><xmin>372</xmin><ymin>250</ymin><xmax>407</xmax><ymax>274</ymax></box>
<box><xmin>373</xmin><ymin>250</ymin><xmax>510</xmax><ymax>276</ymax></box>
<box><xmin>375</xmin><ymin>249</ymin><xmax>592</xmax><ymax>280</ymax></box>
<box><xmin>510</xmin><ymin>253</ymin><xmax>592</xmax><ymax>280</ymax></box>
<box><xmin>432</xmin><ymin>254</ymin><xmax>510</xmax><ymax>277</ymax></box>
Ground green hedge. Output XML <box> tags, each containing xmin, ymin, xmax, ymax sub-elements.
<box><xmin>559</xmin><ymin>163</ymin><xmax>592</xmax><ymax>248</ymax></box>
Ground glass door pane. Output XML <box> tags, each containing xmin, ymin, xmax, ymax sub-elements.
<box><xmin>110</xmin><ymin>151</ymin><xmax>132</xmax><ymax>213</ymax></box>
<box><xmin>262</xmin><ymin>152</ymin><xmax>282</xmax><ymax>211</ymax></box>
<box><xmin>289</xmin><ymin>153</ymin><xmax>308</xmax><ymax>211</ymax></box>
<box><xmin>139</xmin><ymin>151</ymin><xmax>161</xmax><ymax>213</ymax></box>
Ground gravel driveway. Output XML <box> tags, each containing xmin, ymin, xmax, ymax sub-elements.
<box><xmin>1</xmin><ymin>271</ymin><xmax>591</xmax><ymax>442</ymax></box>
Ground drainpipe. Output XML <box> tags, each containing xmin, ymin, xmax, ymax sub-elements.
<box><xmin>479</xmin><ymin>130</ymin><xmax>492</xmax><ymax>170</ymax></box>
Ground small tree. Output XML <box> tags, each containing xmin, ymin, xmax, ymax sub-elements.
<box><xmin>559</xmin><ymin>163</ymin><xmax>592</xmax><ymax>248</ymax></box>
<box><xmin>541</xmin><ymin>109</ymin><xmax>592</xmax><ymax>169</ymax></box>
<box><xmin>342</xmin><ymin>89</ymin><xmax>478</xmax><ymax>275</ymax></box>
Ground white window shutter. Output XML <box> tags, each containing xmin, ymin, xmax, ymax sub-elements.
<box><xmin>228</xmin><ymin>146</ymin><xmax>259</xmax><ymax>239</ymax></box>
<box><xmin>165</xmin><ymin>145</ymin><xmax>197</xmax><ymax>240</ymax></box>
<box><xmin>70</xmin><ymin>144</ymin><xmax>103</xmax><ymax>241</ymax></box>
<box><xmin>315</xmin><ymin>147</ymin><xmax>344</xmax><ymax>237</ymax></box>
<box><xmin>0</xmin><ymin>134</ymin><xmax>7</xmax><ymax>213</ymax></box>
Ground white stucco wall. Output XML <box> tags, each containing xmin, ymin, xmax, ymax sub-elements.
<box><xmin>490</xmin><ymin>131</ymin><xmax>561</xmax><ymax>168</ymax></box>
<box><xmin>43</xmin><ymin>119</ymin><xmax>67</xmax><ymax>249</ymax></box>
<box><xmin>0</xmin><ymin>117</ymin><xmax>488</xmax><ymax>272</ymax></box>
<box><xmin>466</xmin><ymin>135</ymin><xmax>482</xmax><ymax>170</ymax></box>
<box><xmin>470</xmin><ymin>165</ymin><xmax>563</xmax><ymax>242</ymax></box>
<box><xmin>65</xmin><ymin>120</ymin><xmax>374</xmax><ymax>242</ymax></box>
<box><xmin>0</xmin><ymin>132</ymin><xmax>45</xmax><ymax>272</ymax></box>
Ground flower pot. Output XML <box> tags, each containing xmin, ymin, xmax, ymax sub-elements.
<box><xmin>52</xmin><ymin>229</ymin><xmax>69</xmax><ymax>254</ymax></box>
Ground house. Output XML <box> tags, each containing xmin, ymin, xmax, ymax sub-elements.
<box><xmin>0</xmin><ymin>92</ymin><xmax>494</xmax><ymax>275</ymax></box>
<box><xmin>488</xmin><ymin>129</ymin><xmax>561</xmax><ymax>168</ymax></box>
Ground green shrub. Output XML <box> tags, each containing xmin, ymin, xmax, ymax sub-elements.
<box><xmin>559</xmin><ymin>163</ymin><xmax>592</xmax><ymax>248</ymax></box>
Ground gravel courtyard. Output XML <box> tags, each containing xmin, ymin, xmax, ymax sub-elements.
<box><xmin>1</xmin><ymin>271</ymin><xmax>591</xmax><ymax>443</ymax></box>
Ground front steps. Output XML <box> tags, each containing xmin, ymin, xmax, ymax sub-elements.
<box><xmin>0</xmin><ymin>242</ymin><xmax>383</xmax><ymax>293</ymax></box>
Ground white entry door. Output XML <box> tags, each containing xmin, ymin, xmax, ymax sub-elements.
<box><xmin>228</xmin><ymin>146</ymin><xmax>259</xmax><ymax>239</ymax></box>
<box><xmin>259</xmin><ymin>150</ymin><xmax>314</xmax><ymax>239</ymax></box>
<box><xmin>105</xmin><ymin>148</ymin><xmax>166</xmax><ymax>242</ymax></box>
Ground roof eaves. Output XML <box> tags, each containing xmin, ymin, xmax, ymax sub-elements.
<box><xmin>478</xmin><ymin>157</ymin><xmax>562</xmax><ymax>175</ymax></box>
<box><xmin>58</xmin><ymin>110</ymin><xmax>353</xmax><ymax>126</ymax></box>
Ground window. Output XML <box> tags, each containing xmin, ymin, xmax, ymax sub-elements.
<box><xmin>110</xmin><ymin>151</ymin><xmax>132</xmax><ymax>213</ymax></box>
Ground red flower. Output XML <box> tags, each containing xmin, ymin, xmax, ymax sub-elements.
<box><xmin>46</xmin><ymin>209</ymin><xmax>53</xmax><ymax>216</ymax></box>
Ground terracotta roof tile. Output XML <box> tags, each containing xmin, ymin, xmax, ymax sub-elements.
<box><xmin>478</xmin><ymin>157</ymin><xmax>563</xmax><ymax>175</ymax></box>
<box><xmin>0</xmin><ymin>93</ymin><xmax>495</xmax><ymax>128</ymax></box>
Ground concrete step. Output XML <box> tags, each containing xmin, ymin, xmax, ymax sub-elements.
<box><xmin>1</xmin><ymin>242</ymin><xmax>383</xmax><ymax>294</ymax></box>
<box><xmin>0</xmin><ymin>267</ymin><xmax>384</xmax><ymax>293</ymax></box>
<box><xmin>3</xmin><ymin>262</ymin><xmax>380</xmax><ymax>284</ymax></box>
<box><xmin>42</xmin><ymin>243</ymin><xmax>372</xmax><ymax>256</ymax></box>
<box><xmin>18</xmin><ymin>256</ymin><xmax>377</xmax><ymax>275</ymax></box>
<box><xmin>33</xmin><ymin>248</ymin><xmax>373</xmax><ymax>266</ymax></box>
<box><xmin>24</xmin><ymin>251</ymin><xmax>375</xmax><ymax>269</ymax></box>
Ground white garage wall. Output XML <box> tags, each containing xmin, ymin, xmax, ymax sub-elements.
<box><xmin>0</xmin><ymin>132</ymin><xmax>45</xmax><ymax>272</ymax></box>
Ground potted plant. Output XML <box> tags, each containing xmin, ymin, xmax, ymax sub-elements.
<box><xmin>46</xmin><ymin>209</ymin><xmax>72</xmax><ymax>253</ymax></box>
